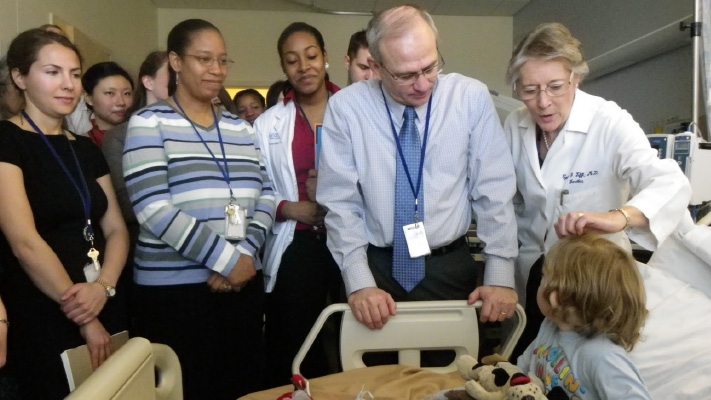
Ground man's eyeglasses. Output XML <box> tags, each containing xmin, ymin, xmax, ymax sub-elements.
<box><xmin>381</xmin><ymin>53</ymin><xmax>445</xmax><ymax>86</ymax></box>
<box><xmin>514</xmin><ymin>71</ymin><xmax>575</xmax><ymax>100</ymax></box>
<box><xmin>183</xmin><ymin>54</ymin><xmax>235</xmax><ymax>68</ymax></box>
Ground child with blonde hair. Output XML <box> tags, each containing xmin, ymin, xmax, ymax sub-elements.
<box><xmin>517</xmin><ymin>234</ymin><xmax>652</xmax><ymax>399</ymax></box>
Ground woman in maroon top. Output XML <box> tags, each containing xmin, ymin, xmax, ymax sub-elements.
<box><xmin>254</xmin><ymin>22</ymin><xmax>343</xmax><ymax>386</ymax></box>
<box><xmin>81</xmin><ymin>62</ymin><xmax>134</xmax><ymax>147</ymax></box>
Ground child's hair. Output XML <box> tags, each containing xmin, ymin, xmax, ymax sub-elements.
<box><xmin>541</xmin><ymin>234</ymin><xmax>647</xmax><ymax>351</ymax></box>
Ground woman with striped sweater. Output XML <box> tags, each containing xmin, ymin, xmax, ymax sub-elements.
<box><xmin>123</xmin><ymin>19</ymin><xmax>275</xmax><ymax>400</ymax></box>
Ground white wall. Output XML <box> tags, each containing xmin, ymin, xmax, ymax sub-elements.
<box><xmin>1</xmin><ymin>3</ymin><xmax>514</xmax><ymax>95</ymax></box>
<box><xmin>585</xmin><ymin>46</ymin><xmax>693</xmax><ymax>134</ymax></box>
<box><xmin>513</xmin><ymin>0</ymin><xmax>696</xmax><ymax>133</ymax></box>
<box><xmin>157</xmin><ymin>8</ymin><xmax>513</xmax><ymax>93</ymax></box>
<box><xmin>0</xmin><ymin>0</ymin><xmax>158</xmax><ymax>78</ymax></box>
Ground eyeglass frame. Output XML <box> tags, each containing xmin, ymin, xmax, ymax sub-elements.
<box><xmin>514</xmin><ymin>70</ymin><xmax>575</xmax><ymax>100</ymax></box>
<box><xmin>380</xmin><ymin>51</ymin><xmax>445</xmax><ymax>85</ymax></box>
<box><xmin>181</xmin><ymin>54</ymin><xmax>235</xmax><ymax>68</ymax></box>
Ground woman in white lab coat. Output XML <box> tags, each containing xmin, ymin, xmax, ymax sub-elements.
<box><xmin>254</xmin><ymin>22</ymin><xmax>342</xmax><ymax>387</ymax></box>
<box><xmin>504</xmin><ymin>22</ymin><xmax>691</xmax><ymax>357</ymax></box>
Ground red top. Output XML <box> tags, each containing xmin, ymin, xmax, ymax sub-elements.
<box><xmin>87</xmin><ymin>119</ymin><xmax>106</xmax><ymax>148</ymax></box>
<box><xmin>276</xmin><ymin>81</ymin><xmax>340</xmax><ymax>231</ymax></box>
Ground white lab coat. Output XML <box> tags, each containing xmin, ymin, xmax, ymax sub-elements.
<box><xmin>253</xmin><ymin>100</ymin><xmax>298</xmax><ymax>292</ymax></box>
<box><xmin>504</xmin><ymin>89</ymin><xmax>691</xmax><ymax>300</ymax></box>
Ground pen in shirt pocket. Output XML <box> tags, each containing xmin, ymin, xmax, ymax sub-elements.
<box><xmin>560</xmin><ymin>189</ymin><xmax>569</xmax><ymax>205</ymax></box>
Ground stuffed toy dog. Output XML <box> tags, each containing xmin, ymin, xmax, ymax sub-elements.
<box><xmin>425</xmin><ymin>355</ymin><xmax>569</xmax><ymax>400</ymax></box>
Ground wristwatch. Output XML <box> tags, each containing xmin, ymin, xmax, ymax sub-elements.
<box><xmin>96</xmin><ymin>278</ymin><xmax>116</xmax><ymax>298</ymax></box>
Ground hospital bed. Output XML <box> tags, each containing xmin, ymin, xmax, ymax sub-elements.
<box><xmin>65</xmin><ymin>337</ymin><xmax>183</xmax><ymax>400</ymax></box>
<box><xmin>240</xmin><ymin>300</ymin><xmax>526</xmax><ymax>400</ymax></box>
<box><xmin>242</xmin><ymin>266</ymin><xmax>711</xmax><ymax>399</ymax></box>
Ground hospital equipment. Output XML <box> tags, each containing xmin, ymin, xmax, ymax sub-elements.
<box><xmin>647</xmin><ymin>133</ymin><xmax>676</xmax><ymax>159</ymax></box>
<box><xmin>673</xmin><ymin>132</ymin><xmax>711</xmax><ymax>204</ymax></box>
<box><xmin>647</xmin><ymin>131</ymin><xmax>711</xmax><ymax>205</ymax></box>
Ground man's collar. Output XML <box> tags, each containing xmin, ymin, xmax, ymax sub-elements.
<box><xmin>380</xmin><ymin>78</ymin><xmax>437</xmax><ymax>122</ymax></box>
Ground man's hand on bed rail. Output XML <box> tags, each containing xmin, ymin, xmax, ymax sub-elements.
<box><xmin>348</xmin><ymin>287</ymin><xmax>397</xmax><ymax>330</ymax></box>
<box><xmin>468</xmin><ymin>286</ymin><xmax>518</xmax><ymax>322</ymax></box>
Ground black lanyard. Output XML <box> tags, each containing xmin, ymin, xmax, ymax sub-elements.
<box><xmin>380</xmin><ymin>84</ymin><xmax>432</xmax><ymax>211</ymax></box>
<box><xmin>22</xmin><ymin>111</ymin><xmax>95</xmax><ymax>243</ymax></box>
<box><xmin>173</xmin><ymin>96</ymin><xmax>234</xmax><ymax>200</ymax></box>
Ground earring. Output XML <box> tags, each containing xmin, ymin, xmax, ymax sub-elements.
<box><xmin>175</xmin><ymin>75</ymin><xmax>179</xmax><ymax>86</ymax></box>
<box><xmin>325</xmin><ymin>62</ymin><xmax>330</xmax><ymax>69</ymax></box>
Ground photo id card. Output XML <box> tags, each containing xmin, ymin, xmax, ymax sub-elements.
<box><xmin>83</xmin><ymin>260</ymin><xmax>101</xmax><ymax>282</ymax></box>
<box><xmin>402</xmin><ymin>222</ymin><xmax>431</xmax><ymax>258</ymax></box>
<box><xmin>225</xmin><ymin>203</ymin><xmax>247</xmax><ymax>240</ymax></box>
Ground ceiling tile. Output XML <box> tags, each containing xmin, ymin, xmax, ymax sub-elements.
<box><xmin>491</xmin><ymin>0</ymin><xmax>529</xmax><ymax>16</ymax></box>
<box><xmin>432</xmin><ymin>0</ymin><xmax>499</xmax><ymax>16</ymax></box>
<box><xmin>312</xmin><ymin>0</ymin><xmax>377</xmax><ymax>14</ymax></box>
<box><xmin>373</xmin><ymin>0</ymin><xmax>440</xmax><ymax>13</ymax></box>
<box><xmin>152</xmin><ymin>0</ymin><xmax>528</xmax><ymax>15</ymax></box>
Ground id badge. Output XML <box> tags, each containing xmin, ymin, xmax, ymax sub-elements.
<box><xmin>402</xmin><ymin>222</ymin><xmax>431</xmax><ymax>258</ymax></box>
<box><xmin>83</xmin><ymin>260</ymin><xmax>101</xmax><ymax>282</ymax></box>
<box><xmin>225</xmin><ymin>203</ymin><xmax>247</xmax><ymax>240</ymax></box>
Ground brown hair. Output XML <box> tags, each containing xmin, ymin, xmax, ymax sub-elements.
<box><xmin>542</xmin><ymin>234</ymin><xmax>647</xmax><ymax>351</ymax></box>
<box><xmin>7</xmin><ymin>28</ymin><xmax>82</xmax><ymax>88</ymax></box>
<box><xmin>266</xmin><ymin>80</ymin><xmax>286</xmax><ymax>109</ymax></box>
<box><xmin>347</xmin><ymin>29</ymin><xmax>368</xmax><ymax>60</ymax></box>
<box><xmin>507</xmin><ymin>22</ymin><xmax>588</xmax><ymax>86</ymax></box>
<box><xmin>128</xmin><ymin>50</ymin><xmax>168</xmax><ymax>115</ymax></box>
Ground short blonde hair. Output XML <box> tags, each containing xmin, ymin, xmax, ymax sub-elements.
<box><xmin>541</xmin><ymin>235</ymin><xmax>647</xmax><ymax>351</ymax></box>
<box><xmin>507</xmin><ymin>22</ymin><xmax>589</xmax><ymax>85</ymax></box>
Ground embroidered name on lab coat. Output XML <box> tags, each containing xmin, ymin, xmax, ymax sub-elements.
<box><xmin>269</xmin><ymin>132</ymin><xmax>282</xmax><ymax>144</ymax></box>
<box><xmin>562</xmin><ymin>170</ymin><xmax>598</xmax><ymax>184</ymax></box>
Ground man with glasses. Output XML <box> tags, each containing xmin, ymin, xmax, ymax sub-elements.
<box><xmin>318</xmin><ymin>4</ymin><xmax>518</xmax><ymax>330</ymax></box>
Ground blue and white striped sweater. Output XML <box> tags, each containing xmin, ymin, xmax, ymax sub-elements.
<box><xmin>123</xmin><ymin>101</ymin><xmax>275</xmax><ymax>285</ymax></box>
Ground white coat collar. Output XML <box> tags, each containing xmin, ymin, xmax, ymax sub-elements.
<box><xmin>564</xmin><ymin>89</ymin><xmax>594</xmax><ymax>135</ymax></box>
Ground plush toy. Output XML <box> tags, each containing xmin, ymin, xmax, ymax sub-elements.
<box><xmin>457</xmin><ymin>354</ymin><xmax>533</xmax><ymax>398</ymax></box>
<box><xmin>507</xmin><ymin>380</ymin><xmax>569</xmax><ymax>400</ymax></box>
<box><xmin>425</xmin><ymin>355</ymin><xmax>569</xmax><ymax>400</ymax></box>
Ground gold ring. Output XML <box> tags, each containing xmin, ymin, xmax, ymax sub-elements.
<box><xmin>500</xmin><ymin>311</ymin><xmax>507</xmax><ymax>315</ymax></box>
<box><xmin>221</xmin><ymin>284</ymin><xmax>230</xmax><ymax>290</ymax></box>
<box><xmin>578</xmin><ymin>213</ymin><xmax>584</xmax><ymax>218</ymax></box>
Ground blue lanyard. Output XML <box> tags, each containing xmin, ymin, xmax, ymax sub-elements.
<box><xmin>172</xmin><ymin>96</ymin><xmax>234</xmax><ymax>200</ymax></box>
<box><xmin>380</xmin><ymin>84</ymin><xmax>432</xmax><ymax>213</ymax></box>
<box><xmin>21</xmin><ymin>111</ymin><xmax>95</xmax><ymax>243</ymax></box>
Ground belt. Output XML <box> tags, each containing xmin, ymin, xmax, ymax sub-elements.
<box><xmin>372</xmin><ymin>236</ymin><xmax>468</xmax><ymax>257</ymax></box>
